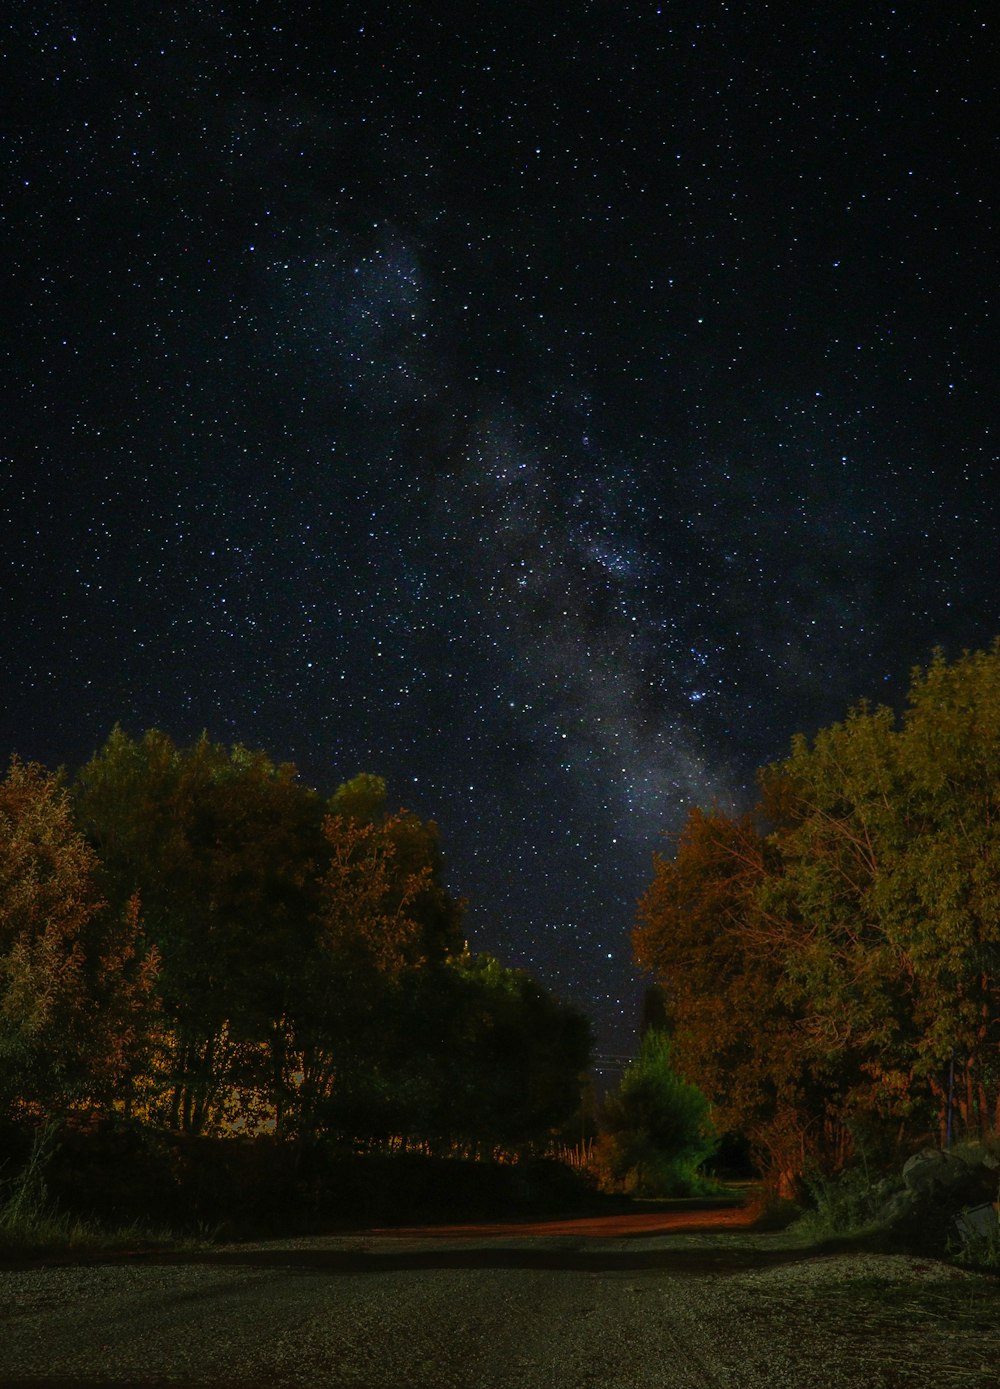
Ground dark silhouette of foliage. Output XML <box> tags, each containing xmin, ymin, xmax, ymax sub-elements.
<box><xmin>55</xmin><ymin>728</ymin><xmax>579</xmax><ymax>1159</ymax></box>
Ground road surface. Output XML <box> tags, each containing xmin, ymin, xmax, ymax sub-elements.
<box><xmin>1</xmin><ymin>1203</ymin><xmax>997</xmax><ymax>1387</ymax></box>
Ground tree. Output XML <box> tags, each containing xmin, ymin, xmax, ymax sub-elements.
<box><xmin>634</xmin><ymin>641</ymin><xmax>1000</xmax><ymax>1187</ymax></box>
<box><xmin>312</xmin><ymin>951</ymin><xmax>591</xmax><ymax>1157</ymax></box>
<box><xmin>593</xmin><ymin>1030</ymin><xmax>716</xmax><ymax>1195</ymax></box>
<box><xmin>329</xmin><ymin>774</ymin><xmax>465</xmax><ymax>963</ymax></box>
<box><xmin>74</xmin><ymin>728</ymin><xmax>325</xmax><ymax>1133</ymax></box>
<box><xmin>254</xmin><ymin>774</ymin><xmax>468</xmax><ymax>1142</ymax></box>
<box><xmin>892</xmin><ymin>645</ymin><xmax>1000</xmax><ymax>1132</ymax></box>
<box><xmin>759</xmin><ymin>647</ymin><xmax>1000</xmax><ymax>1142</ymax></box>
<box><xmin>633</xmin><ymin>807</ymin><xmax>828</xmax><ymax>1188</ymax></box>
<box><xmin>434</xmin><ymin>953</ymin><xmax>591</xmax><ymax>1156</ymax></box>
<box><xmin>0</xmin><ymin>758</ymin><xmax>158</xmax><ymax>1117</ymax></box>
<box><xmin>756</xmin><ymin>702</ymin><xmax>934</xmax><ymax>1136</ymax></box>
<box><xmin>288</xmin><ymin>806</ymin><xmax>437</xmax><ymax>1136</ymax></box>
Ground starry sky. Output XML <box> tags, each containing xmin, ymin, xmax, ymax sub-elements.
<box><xmin>3</xmin><ymin>3</ymin><xmax>998</xmax><ymax>1068</ymax></box>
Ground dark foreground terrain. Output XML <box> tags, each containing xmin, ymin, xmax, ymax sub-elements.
<box><xmin>1</xmin><ymin>1206</ymin><xmax>997</xmax><ymax>1388</ymax></box>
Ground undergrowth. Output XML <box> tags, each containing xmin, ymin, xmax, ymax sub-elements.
<box><xmin>0</xmin><ymin>1122</ymin><xmax>185</xmax><ymax>1256</ymax></box>
<box><xmin>788</xmin><ymin>1157</ymin><xmax>899</xmax><ymax>1243</ymax></box>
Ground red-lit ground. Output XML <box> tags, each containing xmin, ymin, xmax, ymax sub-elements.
<box><xmin>369</xmin><ymin>1200</ymin><xmax>756</xmax><ymax>1241</ymax></box>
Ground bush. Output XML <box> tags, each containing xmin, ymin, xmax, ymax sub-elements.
<box><xmin>589</xmin><ymin>1131</ymin><xmax>714</xmax><ymax>1197</ymax></box>
<box><xmin>590</xmin><ymin>1031</ymin><xmax>717</xmax><ymax>1197</ymax></box>
<box><xmin>793</xmin><ymin>1163</ymin><xmax>891</xmax><ymax>1239</ymax></box>
<box><xmin>0</xmin><ymin>1121</ymin><xmax>174</xmax><ymax>1254</ymax></box>
<box><xmin>745</xmin><ymin>1192</ymin><xmax>802</xmax><ymax>1231</ymax></box>
<box><xmin>1</xmin><ymin>1116</ymin><xmax>604</xmax><ymax>1249</ymax></box>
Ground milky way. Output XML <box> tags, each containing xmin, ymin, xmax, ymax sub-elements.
<box><xmin>3</xmin><ymin>4</ymin><xmax>998</xmax><ymax>1066</ymax></box>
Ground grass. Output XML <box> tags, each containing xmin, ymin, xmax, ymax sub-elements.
<box><xmin>0</xmin><ymin>1200</ymin><xmax>221</xmax><ymax>1259</ymax></box>
<box><xmin>0</xmin><ymin>1121</ymin><xmax>208</xmax><ymax>1259</ymax></box>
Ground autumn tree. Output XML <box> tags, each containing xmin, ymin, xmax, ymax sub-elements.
<box><xmin>633</xmin><ymin>807</ymin><xmax>830</xmax><ymax>1188</ymax></box>
<box><xmin>287</xmin><ymin>801</ymin><xmax>438</xmax><ymax>1136</ymax></box>
<box><xmin>0</xmin><ymin>758</ymin><xmax>158</xmax><ymax>1117</ymax></box>
<box><xmin>329</xmin><ymin>774</ymin><xmax>465</xmax><ymax>963</ymax></box>
<box><xmin>635</xmin><ymin>641</ymin><xmax>1000</xmax><ymax>1185</ymax></box>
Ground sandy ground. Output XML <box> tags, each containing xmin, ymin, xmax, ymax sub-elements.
<box><xmin>1</xmin><ymin>1207</ymin><xmax>998</xmax><ymax>1388</ymax></box>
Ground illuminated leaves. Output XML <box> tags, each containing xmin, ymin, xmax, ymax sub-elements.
<box><xmin>635</xmin><ymin>640</ymin><xmax>1000</xmax><ymax>1174</ymax></box>
<box><xmin>0</xmin><ymin>758</ymin><xmax>158</xmax><ymax>1114</ymax></box>
<box><xmin>317</xmin><ymin>812</ymin><xmax>430</xmax><ymax>979</ymax></box>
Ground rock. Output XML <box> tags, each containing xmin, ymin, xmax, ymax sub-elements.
<box><xmin>902</xmin><ymin>1148</ymin><xmax>976</xmax><ymax>1195</ymax></box>
<box><xmin>877</xmin><ymin>1188</ymin><xmax>918</xmax><ymax>1226</ymax></box>
<box><xmin>880</xmin><ymin>1147</ymin><xmax>1000</xmax><ymax>1257</ymax></box>
<box><xmin>951</xmin><ymin>1140</ymin><xmax>1000</xmax><ymax>1172</ymax></box>
<box><xmin>954</xmin><ymin>1202</ymin><xmax>999</xmax><ymax>1244</ymax></box>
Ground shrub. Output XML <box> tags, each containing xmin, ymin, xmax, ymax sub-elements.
<box><xmin>591</xmin><ymin>1031</ymin><xmax>717</xmax><ymax>1196</ymax></box>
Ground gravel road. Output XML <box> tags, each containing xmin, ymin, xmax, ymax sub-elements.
<box><xmin>1</xmin><ymin>1211</ymin><xmax>998</xmax><ymax>1388</ymax></box>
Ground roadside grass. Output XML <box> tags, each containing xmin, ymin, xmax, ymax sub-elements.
<box><xmin>0</xmin><ymin>1204</ymin><xmax>171</xmax><ymax>1257</ymax></box>
<box><xmin>0</xmin><ymin>1199</ymin><xmax>223</xmax><ymax>1259</ymax></box>
<box><xmin>0</xmin><ymin>1122</ymin><xmax>216</xmax><ymax>1259</ymax></box>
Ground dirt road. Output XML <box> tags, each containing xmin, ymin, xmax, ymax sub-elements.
<box><xmin>1</xmin><ymin>1205</ymin><xmax>997</xmax><ymax>1388</ymax></box>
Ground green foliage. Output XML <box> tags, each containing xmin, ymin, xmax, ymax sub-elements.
<box><xmin>76</xmin><ymin>727</ymin><xmax>325</xmax><ymax>1036</ymax></box>
<box><xmin>329</xmin><ymin>773</ymin><xmax>388</xmax><ymax>824</ymax></box>
<box><xmin>634</xmin><ymin>640</ymin><xmax>1000</xmax><ymax>1186</ymax></box>
<box><xmin>793</xmin><ymin>1163</ymin><xmax>890</xmax><ymax>1240</ymax></box>
<box><xmin>74</xmin><ymin>727</ymin><xmax>329</xmax><ymax>1133</ymax></box>
<box><xmin>591</xmin><ymin>1030</ymin><xmax>716</xmax><ymax>1195</ymax></box>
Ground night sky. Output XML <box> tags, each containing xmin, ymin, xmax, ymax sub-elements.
<box><xmin>4</xmin><ymin>3</ymin><xmax>998</xmax><ymax>1069</ymax></box>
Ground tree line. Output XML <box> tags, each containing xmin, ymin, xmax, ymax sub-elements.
<box><xmin>634</xmin><ymin>643</ymin><xmax>1000</xmax><ymax>1192</ymax></box>
<box><xmin>0</xmin><ymin>729</ymin><xmax>590</xmax><ymax>1155</ymax></box>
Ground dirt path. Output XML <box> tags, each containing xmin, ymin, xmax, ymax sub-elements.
<box><xmin>1</xmin><ymin>1206</ymin><xmax>997</xmax><ymax>1387</ymax></box>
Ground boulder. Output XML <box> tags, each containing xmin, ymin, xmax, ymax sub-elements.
<box><xmin>951</xmin><ymin>1140</ymin><xmax>1000</xmax><ymax>1173</ymax></box>
<box><xmin>877</xmin><ymin>1188</ymin><xmax>919</xmax><ymax>1227</ymax></box>
<box><xmin>954</xmin><ymin>1202</ymin><xmax>999</xmax><ymax>1243</ymax></box>
<box><xmin>902</xmin><ymin>1147</ymin><xmax>981</xmax><ymax>1196</ymax></box>
<box><xmin>881</xmin><ymin>1146</ymin><xmax>1000</xmax><ymax>1257</ymax></box>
